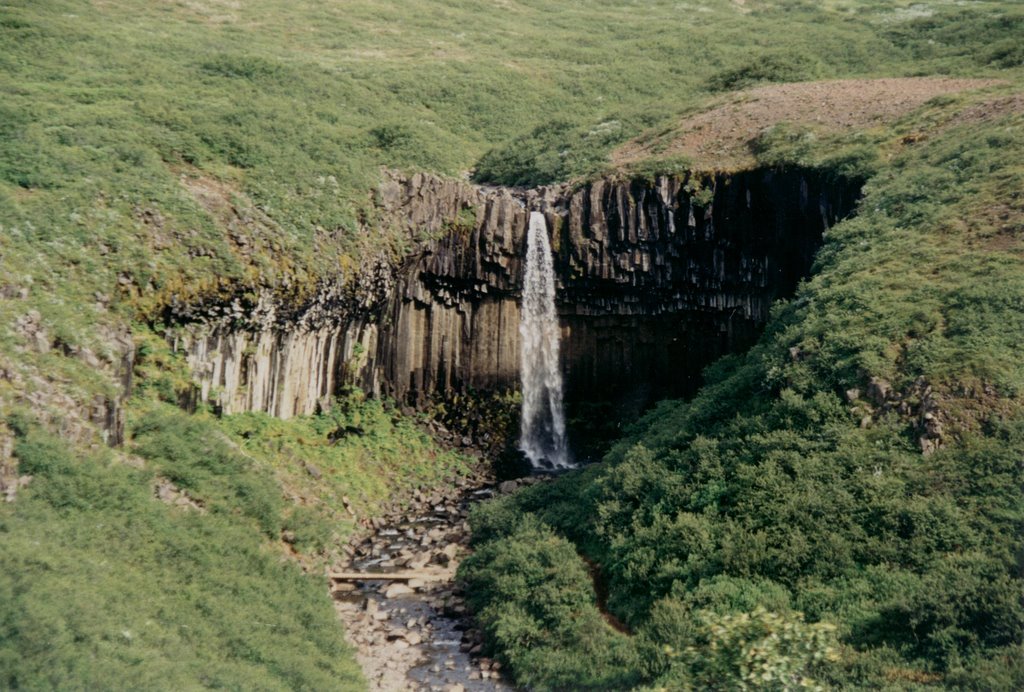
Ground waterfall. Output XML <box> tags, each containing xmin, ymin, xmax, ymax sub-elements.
<box><xmin>519</xmin><ymin>212</ymin><xmax>570</xmax><ymax>469</ymax></box>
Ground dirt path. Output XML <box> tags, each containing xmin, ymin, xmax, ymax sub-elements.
<box><xmin>612</xmin><ymin>77</ymin><xmax>1001</xmax><ymax>172</ymax></box>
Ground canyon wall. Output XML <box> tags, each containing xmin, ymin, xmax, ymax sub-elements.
<box><xmin>176</xmin><ymin>169</ymin><xmax>860</xmax><ymax>418</ymax></box>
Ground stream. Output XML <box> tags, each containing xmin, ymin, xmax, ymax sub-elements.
<box><xmin>331</xmin><ymin>473</ymin><xmax>543</xmax><ymax>691</ymax></box>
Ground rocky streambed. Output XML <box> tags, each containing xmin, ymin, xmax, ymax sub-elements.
<box><xmin>331</xmin><ymin>472</ymin><xmax>543</xmax><ymax>691</ymax></box>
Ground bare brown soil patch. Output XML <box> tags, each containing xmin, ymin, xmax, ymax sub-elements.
<box><xmin>612</xmin><ymin>78</ymin><xmax>1001</xmax><ymax>172</ymax></box>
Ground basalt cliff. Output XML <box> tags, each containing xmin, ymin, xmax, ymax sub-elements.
<box><xmin>173</xmin><ymin>168</ymin><xmax>861</xmax><ymax>419</ymax></box>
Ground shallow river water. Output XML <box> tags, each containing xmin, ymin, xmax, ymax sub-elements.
<box><xmin>332</xmin><ymin>481</ymin><xmax>527</xmax><ymax>691</ymax></box>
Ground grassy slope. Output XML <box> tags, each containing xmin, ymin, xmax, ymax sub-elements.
<box><xmin>463</xmin><ymin>82</ymin><xmax>1024</xmax><ymax>690</ymax></box>
<box><xmin>1</xmin><ymin>0</ymin><xmax>1022</xmax><ymax>688</ymax></box>
<box><xmin>0</xmin><ymin>385</ymin><xmax>481</xmax><ymax>688</ymax></box>
<box><xmin>0</xmin><ymin>410</ymin><xmax>362</xmax><ymax>689</ymax></box>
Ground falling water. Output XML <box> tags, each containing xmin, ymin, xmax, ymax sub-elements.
<box><xmin>519</xmin><ymin>212</ymin><xmax>570</xmax><ymax>469</ymax></box>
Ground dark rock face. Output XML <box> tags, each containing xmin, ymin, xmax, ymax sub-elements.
<box><xmin>560</xmin><ymin>172</ymin><xmax>858</xmax><ymax>403</ymax></box>
<box><xmin>369</xmin><ymin>169</ymin><xmax>859</xmax><ymax>408</ymax></box>
<box><xmin>178</xmin><ymin>169</ymin><xmax>861</xmax><ymax>417</ymax></box>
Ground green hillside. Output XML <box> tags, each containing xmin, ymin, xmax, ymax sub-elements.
<box><xmin>1</xmin><ymin>0</ymin><xmax>1022</xmax><ymax>689</ymax></box>
<box><xmin>463</xmin><ymin>96</ymin><xmax>1024</xmax><ymax>688</ymax></box>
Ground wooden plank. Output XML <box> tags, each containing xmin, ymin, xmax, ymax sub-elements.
<box><xmin>328</xmin><ymin>570</ymin><xmax>448</xmax><ymax>582</ymax></box>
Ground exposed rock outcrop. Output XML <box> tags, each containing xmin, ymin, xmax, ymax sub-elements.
<box><xmin>5</xmin><ymin>308</ymin><xmax>134</xmax><ymax>447</ymax></box>
<box><xmin>177</xmin><ymin>168</ymin><xmax>861</xmax><ymax>417</ymax></box>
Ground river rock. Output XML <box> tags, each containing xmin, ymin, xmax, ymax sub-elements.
<box><xmin>384</xmin><ymin>583</ymin><xmax>414</xmax><ymax>598</ymax></box>
<box><xmin>436</xmin><ymin>543</ymin><xmax>459</xmax><ymax>565</ymax></box>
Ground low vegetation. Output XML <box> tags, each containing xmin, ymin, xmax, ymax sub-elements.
<box><xmin>0</xmin><ymin>411</ymin><xmax>361</xmax><ymax>689</ymax></box>
<box><xmin>462</xmin><ymin>100</ymin><xmax>1024</xmax><ymax>689</ymax></box>
<box><xmin>219</xmin><ymin>393</ymin><xmax>474</xmax><ymax>532</ymax></box>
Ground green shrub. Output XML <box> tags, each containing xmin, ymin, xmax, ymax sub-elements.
<box><xmin>219</xmin><ymin>391</ymin><xmax>473</xmax><ymax>522</ymax></box>
<box><xmin>460</xmin><ymin>518</ymin><xmax>642</xmax><ymax>690</ymax></box>
<box><xmin>473</xmin><ymin>119</ymin><xmax>579</xmax><ymax>186</ymax></box>
<box><xmin>370</xmin><ymin>123</ymin><xmax>415</xmax><ymax>150</ymax></box>
<box><xmin>659</xmin><ymin>608</ymin><xmax>841</xmax><ymax>690</ymax></box>
<box><xmin>473</xmin><ymin>116</ymin><xmax>643</xmax><ymax>186</ymax></box>
<box><xmin>707</xmin><ymin>52</ymin><xmax>824</xmax><ymax>92</ymax></box>
<box><xmin>10</xmin><ymin>422</ymin><xmax>145</xmax><ymax>515</ymax></box>
<box><xmin>199</xmin><ymin>54</ymin><xmax>290</xmax><ymax>85</ymax></box>
<box><xmin>283</xmin><ymin>506</ymin><xmax>334</xmax><ymax>553</ymax></box>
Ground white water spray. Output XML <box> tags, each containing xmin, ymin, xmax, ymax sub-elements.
<box><xmin>519</xmin><ymin>212</ymin><xmax>570</xmax><ymax>469</ymax></box>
